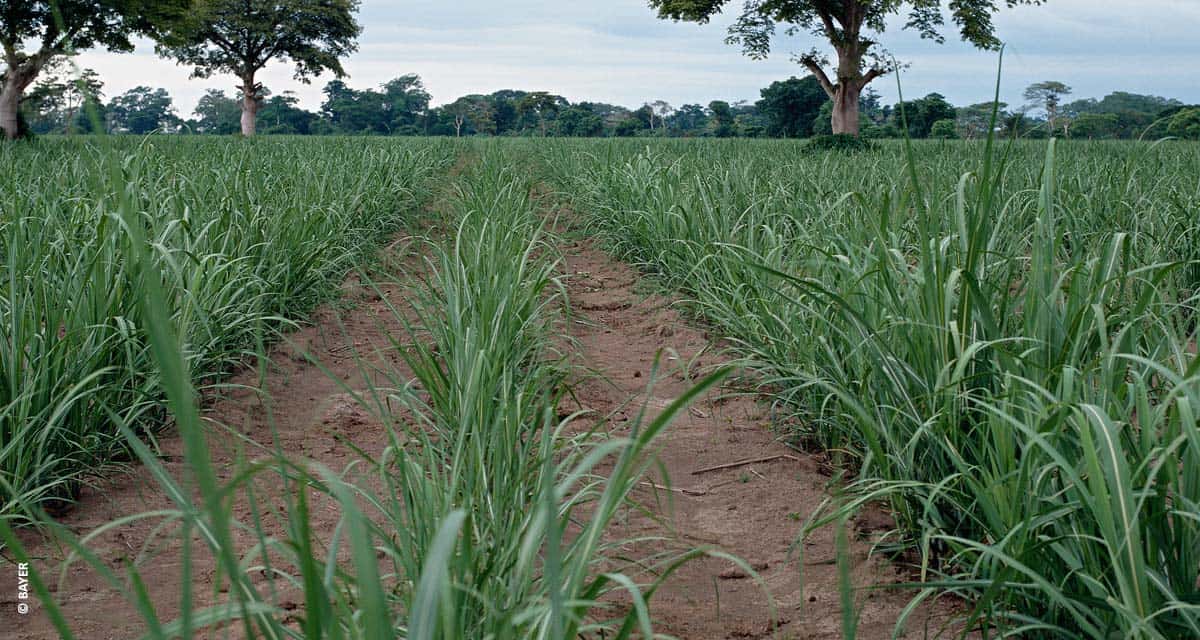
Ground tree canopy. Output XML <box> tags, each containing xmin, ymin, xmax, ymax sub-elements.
<box><xmin>1023</xmin><ymin>80</ymin><xmax>1071</xmax><ymax>134</ymax></box>
<box><xmin>156</xmin><ymin>0</ymin><xmax>361</xmax><ymax>135</ymax></box>
<box><xmin>107</xmin><ymin>85</ymin><xmax>177</xmax><ymax>134</ymax></box>
<box><xmin>757</xmin><ymin>76</ymin><xmax>826</xmax><ymax>137</ymax></box>
<box><xmin>648</xmin><ymin>0</ymin><xmax>1045</xmax><ymax>135</ymax></box>
<box><xmin>0</xmin><ymin>0</ymin><xmax>188</xmax><ymax>138</ymax></box>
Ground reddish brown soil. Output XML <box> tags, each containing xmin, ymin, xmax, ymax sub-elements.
<box><xmin>555</xmin><ymin>229</ymin><xmax>958</xmax><ymax>639</ymax></box>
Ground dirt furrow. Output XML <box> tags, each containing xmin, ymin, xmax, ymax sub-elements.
<box><xmin>554</xmin><ymin>228</ymin><xmax>955</xmax><ymax>639</ymax></box>
<box><xmin>6</xmin><ymin>267</ymin><xmax>421</xmax><ymax>639</ymax></box>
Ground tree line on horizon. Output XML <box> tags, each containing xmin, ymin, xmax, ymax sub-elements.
<box><xmin>20</xmin><ymin>62</ymin><xmax>1200</xmax><ymax>141</ymax></box>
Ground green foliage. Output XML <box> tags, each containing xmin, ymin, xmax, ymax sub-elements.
<box><xmin>757</xmin><ymin>76</ymin><xmax>826</xmax><ymax>137</ymax></box>
<box><xmin>813</xmin><ymin>101</ymin><xmax>834</xmax><ymax>135</ymax></box>
<box><xmin>518</xmin><ymin>92</ymin><xmax>568</xmax><ymax>136</ymax></box>
<box><xmin>255</xmin><ymin>92</ymin><xmax>318</xmax><ymax>134</ymax></box>
<box><xmin>190</xmin><ymin>88</ymin><xmax>240</xmax><ymax>134</ymax></box>
<box><xmin>708</xmin><ymin>100</ymin><xmax>736</xmax><ymax>137</ymax></box>
<box><xmin>1167</xmin><ymin>108</ymin><xmax>1200</xmax><ymax>139</ymax></box>
<box><xmin>0</xmin><ymin>0</ymin><xmax>189</xmax><ymax>138</ymax></box>
<box><xmin>0</xmin><ymin>0</ymin><xmax>187</xmax><ymax>59</ymax></box>
<box><xmin>539</xmin><ymin>136</ymin><xmax>1200</xmax><ymax>638</ymax></box>
<box><xmin>443</xmin><ymin>94</ymin><xmax>495</xmax><ymax>136</ymax></box>
<box><xmin>956</xmin><ymin>101</ymin><xmax>1006</xmax><ymax>139</ymax></box>
<box><xmin>649</xmin><ymin>1</ymin><xmax>1040</xmax><ymax>53</ymax></box>
<box><xmin>614</xmin><ymin>116</ymin><xmax>646</xmax><ymax>137</ymax></box>
<box><xmin>1070</xmin><ymin>112</ymin><xmax>1120</xmax><ymax>139</ymax></box>
<box><xmin>896</xmin><ymin>92</ymin><xmax>957</xmax><ymax>138</ymax></box>
<box><xmin>1025</xmin><ymin>80</ymin><xmax>1073</xmax><ymax>134</ymax></box>
<box><xmin>106</xmin><ymin>86</ymin><xmax>177</xmax><ymax>134</ymax></box>
<box><xmin>556</xmin><ymin>104</ymin><xmax>605</xmax><ymax>137</ymax></box>
<box><xmin>667</xmin><ymin>103</ymin><xmax>709</xmax><ymax>133</ymax></box>
<box><xmin>0</xmin><ymin>137</ymin><xmax>453</xmax><ymax>519</ymax></box>
<box><xmin>647</xmin><ymin>0</ymin><xmax>1043</xmax><ymax>135</ymax></box>
<box><xmin>804</xmin><ymin>133</ymin><xmax>874</xmax><ymax>152</ymax></box>
<box><xmin>156</xmin><ymin>0</ymin><xmax>362</xmax><ymax>134</ymax></box>
<box><xmin>21</xmin><ymin>58</ymin><xmax>104</xmax><ymax>135</ymax></box>
<box><xmin>1065</xmin><ymin>91</ymin><xmax>1182</xmax><ymax>118</ymax></box>
<box><xmin>157</xmin><ymin>0</ymin><xmax>360</xmax><ymax>82</ymax></box>
<box><xmin>319</xmin><ymin>76</ymin><xmax>431</xmax><ymax>135</ymax></box>
<box><xmin>929</xmin><ymin>118</ymin><xmax>958</xmax><ymax>138</ymax></box>
<box><xmin>861</xmin><ymin>123</ymin><xmax>900</xmax><ymax>139</ymax></box>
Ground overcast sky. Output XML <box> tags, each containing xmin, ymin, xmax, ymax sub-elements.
<box><xmin>76</xmin><ymin>0</ymin><xmax>1200</xmax><ymax>115</ymax></box>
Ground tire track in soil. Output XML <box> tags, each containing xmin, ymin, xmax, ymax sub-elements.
<box><xmin>551</xmin><ymin>215</ymin><xmax>957</xmax><ymax>639</ymax></box>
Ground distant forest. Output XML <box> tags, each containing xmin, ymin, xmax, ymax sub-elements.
<box><xmin>22</xmin><ymin>60</ymin><xmax>1200</xmax><ymax>140</ymax></box>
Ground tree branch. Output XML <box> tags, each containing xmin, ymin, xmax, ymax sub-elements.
<box><xmin>816</xmin><ymin>7</ymin><xmax>840</xmax><ymax>44</ymax></box>
<box><xmin>862</xmin><ymin>65</ymin><xmax>888</xmax><ymax>86</ymax></box>
<box><xmin>800</xmin><ymin>56</ymin><xmax>837</xmax><ymax>99</ymax></box>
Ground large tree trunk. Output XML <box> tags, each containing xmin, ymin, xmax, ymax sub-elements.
<box><xmin>241</xmin><ymin>74</ymin><xmax>259</xmax><ymax>137</ymax></box>
<box><xmin>804</xmin><ymin>43</ymin><xmax>878</xmax><ymax>137</ymax></box>
<box><xmin>0</xmin><ymin>82</ymin><xmax>21</xmax><ymax>140</ymax></box>
<box><xmin>831</xmin><ymin>82</ymin><xmax>862</xmax><ymax>136</ymax></box>
<box><xmin>1</xmin><ymin>62</ymin><xmax>40</xmax><ymax>140</ymax></box>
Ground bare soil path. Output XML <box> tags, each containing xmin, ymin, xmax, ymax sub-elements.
<box><xmin>552</xmin><ymin>214</ymin><xmax>953</xmax><ymax>638</ymax></box>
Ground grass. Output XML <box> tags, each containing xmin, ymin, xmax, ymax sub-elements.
<box><xmin>0</xmin><ymin>136</ymin><xmax>455</xmax><ymax>521</ymax></box>
<box><xmin>537</xmin><ymin>135</ymin><xmax>1200</xmax><ymax>637</ymax></box>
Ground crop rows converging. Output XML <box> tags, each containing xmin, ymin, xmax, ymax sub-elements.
<box><xmin>3</xmin><ymin>136</ymin><xmax>1200</xmax><ymax>639</ymax></box>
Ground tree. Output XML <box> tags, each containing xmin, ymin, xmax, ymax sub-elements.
<box><xmin>1062</xmin><ymin>91</ymin><xmax>1183</xmax><ymax>139</ymax></box>
<box><xmin>517</xmin><ymin>92</ymin><xmax>565</xmax><ymax>136</ymax></box>
<box><xmin>1064</xmin><ymin>92</ymin><xmax>1181</xmax><ymax>119</ymax></box>
<box><xmin>757</xmin><ymin>75</ymin><xmax>826</xmax><ymax>137</ymax></box>
<box><xmin>107</xmin><ymin>85</ymin><xmax>177</xmax><ymax>134</ymax></box>
<box><xmin>614</xmin><ymin>116</ymin><xmax>646</xmax><ymax>137</ymax></box>
<box><xmin>557</xmin><ymin>104</ymin><xmax>605</xmax><ymax>137</ymax></box>
<box><xmin>668</xmin><ymin>103</ymin><xmax>709</xmax><ymax>134</ymax></box>
<box><xmin>320</xmin><ymin>79</ymin><xmax>366</xmax><ymax>132</ymax></box>
<box><xmin>707</xmin><ymin>100</ymin><xmax>735</xmax><ymax>137</ymax></box>
<box><xmin>644</xmin><ymin>100</ymin><xmax>674</xmax><ymax>131</ymax></box>
<box><xmin>648</xmin><ymin>0</ymin><xmax>1041</xmax><ymax>136</ymax></box>
<box><xmin>0</xmin><ymin>0</ymin><xmax>186</xmax><ymax>139</ymax></box>
<box><xmin>1167</xmin><ymin>108</ymin><xmax>1200</xmax><ymax>140</ymax></box>
<box><xmin>1070</xmin><ymin>113</ymin><xmax>1119</xmax><ymax>139</ymax></box>
<box><xmin>380</xmin><ymin>75</ymin><xmax>430</xmax><ymax>134</ymax></box>
<box><xmin>23</xmin><ymin>57</ymin><xmax>104</xmax><ymax>134</ymax></box>
<box><xmin>813</xmin><ymin>100</ymin><xmax>834</xmax><ymax>135</ymax></box>
<box><xmin>896</xmin><ymin>92</ymin><xmax>956</xmax><ymax>138</ymax></box>
<box><xmin>192</xmin><ymin>89</ymin><xmax>241</xmax><ymax>134</ymax></box>
<box><xmin>956</xmin><ymin>101</ymin><xmax>1006</xmax><ymax>139</ymax></box>
<box><xmin>1024</xmin><ymin>81</ymin><xmax>1072</xmax><ymax>136</ymax></box>
<box><xmin>1004</xmin><ymin>110</ymin><xmax>1033</xmax><ymax>138</ymax></box>
<box><xmin>487</xmin><ymin>90</ymin><xmax>526</xmax><ymax>134</ymax></box>
<box><xmin>444</xmin><ymin>95</ymin><xmax>494</xmax><ymax>137</ymax></box>
<box><xmin>929</xmin><ymin>119</ymin><xmax>957</xmax><ymax>139</ymax></box>
<box><xmin>157</xmin><ymin>0</ymin><xmax>361</xmax><ymax>137</ymax></box>
<box><xmin>735</xmin><ymin>112</ymin><xmax>768</xmax><ymax>137</ymax></box>
<box><xmin>257</xmin><ymin>92</ymin><xmax>317</xmax><ymax>134</ymax></box>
